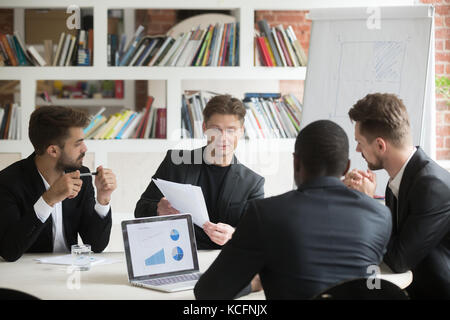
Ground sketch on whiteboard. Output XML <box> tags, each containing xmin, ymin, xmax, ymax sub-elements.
<box><xmin>332</xmin><ymin>40</ymin><xmax>406</xmax><ymax>118</ymax></box>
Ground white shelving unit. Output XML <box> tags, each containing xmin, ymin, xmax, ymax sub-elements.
<box><xmin>1</xmin><ymin>0</ymin><xmax>422</xmax><ymax>251</ymax></box>
<box><xmin>0</xmin><ymin>0</ymin><xmax>414</xmax><ymax>169</ymax></box>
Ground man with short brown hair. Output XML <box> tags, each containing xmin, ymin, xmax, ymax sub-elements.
<box><xmin>344</xmin><ymin>93</ymin><xmax>450</xmax><ymax>299</ymax></box>
<box><xmin>135</xmin><ymin>94</ymin><xmax>264</xmax><ymax>249</ymax></box>
<box><xmin>0</xmin><ymin>106</ymin><xmax>117</xmax><ymax>262</ymax></box>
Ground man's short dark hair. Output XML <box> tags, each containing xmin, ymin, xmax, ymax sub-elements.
<box><xmin>29</xmin><ymin>106</ymin><xmax>89</xmax><ymax>155</ymax></box>
<box><xmin>348</xmin><ymin>93</ymin><xmax>411</xmax><ymax>147</ymax></box>
<box><xmin>203</xmin><ymin>94</ymin><xmax>246</xmax><ymax>125</ymax></box>
<box><xmin>295</xmin><ymin>120</ymin><xmax>349</xmax><ymax>177</ymax></box>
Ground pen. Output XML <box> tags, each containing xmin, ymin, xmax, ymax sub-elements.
<box><xmin>80</xmin><ymin>172</ymin><xmax>98</xmax><ymax>177</ymax></box>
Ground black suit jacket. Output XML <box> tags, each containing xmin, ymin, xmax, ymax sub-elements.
<box><xmin>0</xmin><ymin>153</ymin><xmax>112</xmax><ymax>262</ymax></box>
<box><xmin>384</xmin><ymin>147</ymin><xmax>450</xmax><ymax>299</ymax></box>
<box><xmin>134</xmin><ymin>147</ymin><xmax>265</xmax><ymax>249</ymax></box>
<box><xmin>194</xmin><ymin>177</ymin><xmax>392</xmax><ymax>299</ymax></box>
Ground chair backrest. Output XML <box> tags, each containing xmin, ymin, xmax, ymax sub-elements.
<box><xmin>313</xmin><ymin>278</ymin><xmax>409</xmax><ymax>300</ymax></box>
<box><xmin>0</xmin><ymin>288</ymin><xmax>39</xmax><ymax>300</ymax></box>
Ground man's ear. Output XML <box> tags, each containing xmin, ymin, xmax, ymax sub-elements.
<box><xmin>202</xmin><ymin>121</ymin><xmax>206</xmax><ymax>134</ymax></box>
<box><xmin>343</xmin><ymin>159</ymin><xmax>351</xmax><ymax>176</ymax></box>
<box><xmin>375</xmin><ymin>137</ymin><xmax>387</xmax><ymax>154</ymax></box>
<box><xmin>238</xmin><ymin>123</ymin><xmax>245</xmax><ymax>139</ymax></box>
<box><xmin>46</xmin><ymin>145</ymin><xmax>59</xmax><ymax>159</ymax></box>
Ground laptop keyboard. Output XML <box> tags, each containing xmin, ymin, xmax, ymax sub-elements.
<box><xmin>141</xmin><ymin>273</ymin><xmax>201</xmax><ymax>286</ymax></box>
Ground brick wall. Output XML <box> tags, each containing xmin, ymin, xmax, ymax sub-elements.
<box><xmin>255</xmin><ymin>11</ymin><xmax>311</xmax><ymax>56</ymax></box>
<box><xmin>422</xmin><ymin>0</ymin><xmax>450</xmax><ymax>160</ymax></box>
<box><xmin>0</xmin><ymin>9</ymin><xmax>13</xmax><ymax>34</ymax></box>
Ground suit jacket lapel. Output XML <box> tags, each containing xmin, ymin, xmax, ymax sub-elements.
<box><xmin>216</xmin><ymin>155</ymin><xmax>240</xmax><ymax>221</ymax></box>
<box><xmin>184</xmin><ymin>147</ymin><xmax>202</xmax><ymax>184</ymax></box>
<box><xmin>397</xmin><ymin>147</ymin><xmax>428</xmax><ymax>227</ymax></box>
<box><xmin>25</xmin><ymin>153</ymin><xmax>54</xmax><ymax>250</ymax></box>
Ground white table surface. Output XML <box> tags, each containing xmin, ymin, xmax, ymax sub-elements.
<box><xmin>0</xmin><ymin>251</ymin><xmax>411</xmax><ymax>300</ymax></box>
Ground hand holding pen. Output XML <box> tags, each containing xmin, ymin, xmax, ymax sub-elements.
<box><xmin>93</xmin><ymin>166</ymin><xmax>117</xmax><ymax>206</ymax></box>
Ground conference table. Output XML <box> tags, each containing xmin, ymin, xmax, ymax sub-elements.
<box><xmin>0</xmin><ymin>251</ymin><xmax>412</xmax><ymax>300</ymax></box>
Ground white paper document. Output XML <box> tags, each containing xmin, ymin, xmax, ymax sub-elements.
<box><xmin>152</xmin><ymin>178</ymin><xmax>210</xmax><ymax>227</ymax></box>
<box><xmin>34</xmin><ymin>255</ymin><xmax>120</xmax><ymax>267</ymax></box>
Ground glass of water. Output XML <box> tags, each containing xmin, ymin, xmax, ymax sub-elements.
<box><xmin>71</xmin><ymin>244</ymin><xmax>92</xmax><ymax>271</ymax></box>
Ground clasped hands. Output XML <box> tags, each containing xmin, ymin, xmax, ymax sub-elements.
<box><xmin>342</xmin><ymin>168</ymin><xmax>377</xmax><ymax>197</ymax></box>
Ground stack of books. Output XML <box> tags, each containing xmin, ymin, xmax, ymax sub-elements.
<box><xmin>243</xmin><ymin>93</ymin><xmax>302</xmax><ymax>139</ymax></box>
<box><xmin>109</xmin><ymin>22</ymin><xmax>239</xmax><ymax>67</ymax></box>
<box><xmin>0</xmin><ymin>29</ymin><xmax>93</xmax><ymax>67</ymax></box>
<box><xmin>83</xmin><ymin>97</ymin><xmax>166</xmax><ymax>140</ymax></box>
<box><xmin>254</xmin><ymin>20</ymin><xmax>307</xmax><ymax>67</ymax></box>
<box><xmin>0</xmin><ymin>103</ymin><xmax>21</xmax><ymax>140</ymax></box>
<box><xmin>181</xmin><ymin>91</ymin><xmax>302</xmax><ymax>139</ymax></box>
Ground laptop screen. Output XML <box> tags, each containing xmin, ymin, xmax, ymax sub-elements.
<box><xmin>122</xmin><ymin>214</ymin><xmax>199</xmax><ymax>281</ymax></box>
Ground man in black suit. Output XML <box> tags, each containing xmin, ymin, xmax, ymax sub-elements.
<box><xmin>135</xmin><ymin>95</ymin><xmax>264</xmax><ymax>250</ymax></box>
<box><xmin>0</xmin><ymin>106</ymin><xmax>117</xmax><ymax>262</ymax></box>
<box><xmin>194</xmin><ymin>120</ymin><xmax>392</xmax><ymax>300</ymax></box>
<box><xmin>345</xmin><ymin>93</ymin><xmax>450</xmax><ymax>299</ymax></box>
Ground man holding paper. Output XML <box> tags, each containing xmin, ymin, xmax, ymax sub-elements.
<box><xmin>135</xmin><ymin>95</ymin><xmax>265</xmax><ymax>249</ymax></box>
<box><xmin>0</xmin><ymin>106</ymin><xmax>117</xmax><ymax>262</ymax></box>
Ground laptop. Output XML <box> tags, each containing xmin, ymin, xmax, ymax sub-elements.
<box><xmin>121</xmin><ymin>214</ymin><xmax>201</xmax><ymax>292</ymax></box>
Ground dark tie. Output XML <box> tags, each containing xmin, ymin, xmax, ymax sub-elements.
<box><xmin>386</xmin><ymin>187</ymin><xmax>398</xmax><ymax>234</ymax></box>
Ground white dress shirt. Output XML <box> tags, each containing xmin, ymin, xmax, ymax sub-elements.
<box><xmin>388</xmin><ymin>147</ymin><xmax>417</xmax><ymax>198</ymax></box>
<box><xmin>33</xmin><ymin>171</ymin><xmax>110</xmax><ymax>253</ymax></box>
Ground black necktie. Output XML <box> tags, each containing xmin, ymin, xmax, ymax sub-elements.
<box><xmin>387</xmin><ymin>187</ymin><xmax>399</xmax><ymax>234</ymax></box>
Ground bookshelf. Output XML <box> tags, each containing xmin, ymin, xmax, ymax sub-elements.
<box><xmin>0</xmin><ymin>0</ymin><xmax>415</xmax><ymax>217</ymax></box>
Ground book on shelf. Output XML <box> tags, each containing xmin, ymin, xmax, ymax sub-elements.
<box><xmin>181</xmin><ymin>90</ymin><xmax>222</xmax><ymax>139</ymax></box>
<box><xmin>242</xmin><ymin>93</ymin><xmax>303</xmax><ymax>139</ymax></box>
<box><xmin>0</xmin><ymin>29</ymin><xmax>93</xmax><ymax>67</ymax></box>
<box><xmin>110</xmin><ymin>22</ymin><xmax>239</xmax><ymax>67</ymax></box>
<box><xmin>255</xmin><ymin>21</ymin><xmax>307</xmax><ymax>67</ymax></box>
<box><xmin>180</xmin><ymin>90</ymin><xmax>301</xmax><ymax>140</ymax></box>
<box><xmin>83</xmin><ymin>95</ymin><xmax>166</xmax><ymax>140</ymax></box>
<box><xmin>0</xmin><ymin>103</ymin><xmax>21</xmax><ymax>140</ymax></box>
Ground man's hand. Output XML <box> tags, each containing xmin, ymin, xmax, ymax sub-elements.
<box><xmin>251</xmin><ymin>274</ymin><xmax>263</xmax><ymax>292</ymax></box>
<box><xmin>203</xmin><ymin>221</ymin><xmax>235</xmax><ymax>246</ymax></box>
<box><xmin>95</xmin><ymin>166</ymin><xmax>117</xmax><ymax>205</ymax></box>
<box><xmin>343</xmin><ymin>169</ymin><xmax>377</xmax><ymax>197</ymax></box>
<box><xmin>42</xmin><ymin>171</ymin><xmax>83</xmax><ymax>206</ymax></box>
<box><xmin>157</xmin><ymin>197</ymin><xmax>180</xmax><ymax>216</ymax></box>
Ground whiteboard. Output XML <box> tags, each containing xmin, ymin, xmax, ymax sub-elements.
<box><xmin>302</xmin><ymin>6</ymin><xmax>434</xmax><ymax>195</ymax></box>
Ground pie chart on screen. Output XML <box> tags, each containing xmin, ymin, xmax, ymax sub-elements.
<box><xmin>172</xmin><ymin>246</ymin><xmax>184</xmax><ymax>261</ymax></box>
<box><xmin>170</xmin><ymin>229</ymin><xmax>180</xmax><ymax>241</ymax></box>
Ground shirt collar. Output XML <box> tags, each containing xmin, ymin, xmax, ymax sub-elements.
<box><xmin>37</xmin><ymin>170</ymin><xmax>50</xmax><ymax>191</ymax></box>
<box><xmin>388</xmin><ymin>147</ymin><xmax>417</xmax><ymax>198</ymax></box>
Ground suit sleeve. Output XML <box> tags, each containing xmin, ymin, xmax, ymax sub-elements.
<box><xmin>78</xmin><ymin>176</ymin><xmax>112</xmax><ymax>253</ymax></box>
<box><xmin>134</xmin><ymin>150</ymin><xmax>172</xmax><ymax>218</ymax></box>
<box><xmin>0</xmin><ymin>185</ymin><xmax>48</xmax><ymax>262</ymax></box>
<box><xmin>194</xmin><ymin>200</ymin><xmax>265</xmax><ymax>299</ymax></box>
<box><xmin>384</xmin><ymin>175</ymin><xmax>450</xmax><ymax>272</ymax></box>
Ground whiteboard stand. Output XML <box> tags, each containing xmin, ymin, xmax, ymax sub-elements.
<box><xmin>302</xmin><ymin>5</ymin><xmax>435</xmax><ymax>195</ymax></box>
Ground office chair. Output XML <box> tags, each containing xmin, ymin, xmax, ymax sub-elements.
<box><xmin>313</xmin><ymin>278</ymin><xmax>409</xmax><ymax>300</ymax></box>
<box><xmin>0</xmin><ymin>288</ymin><xmax>39</xmax><ymax>300</ymax></box>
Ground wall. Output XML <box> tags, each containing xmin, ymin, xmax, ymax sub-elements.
<box><xmin>423</xmin><ymin>0</ymin><xmax>450</xmax><ymax>159</ymax></box>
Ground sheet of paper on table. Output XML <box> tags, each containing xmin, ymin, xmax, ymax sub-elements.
<box><xmin>34</xmin><ymin>255</ymin><xmax>121</xmax><ymax>266</ymax></box>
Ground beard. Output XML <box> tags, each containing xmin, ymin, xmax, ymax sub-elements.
<box><xmin>362</xmin><ymin>153</ymin><xmax>383</xmax><ymax>171</ymax></box>
<box><xmin>56</xmin><ymin>152</ymin><xmax>85</xmax><ymax>172</ymax></box>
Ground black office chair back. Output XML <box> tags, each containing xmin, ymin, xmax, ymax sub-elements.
<box><xmin>0</xmin><ymin>288</ymin><xmax>39</xmax><ymax>300</ymax></box>
<box><xmin>314</xmin><ymin>278</ymin><xmax>409</xmax><ymax>300</ymax></box>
